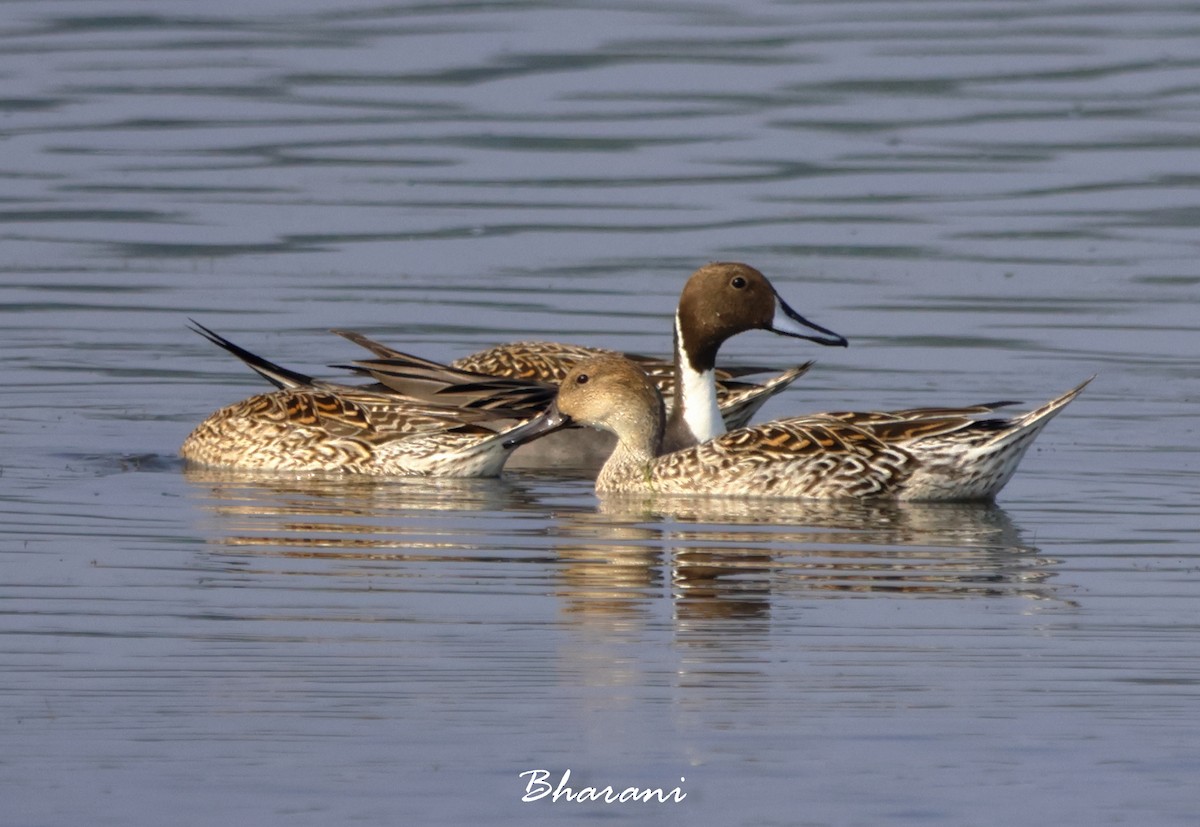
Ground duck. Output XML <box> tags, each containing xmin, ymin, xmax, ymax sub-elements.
<box><xmin>334</xmin><ymin>262</ymin><xmax>847</xmax><ymax>466</ymax></box>
<box><xmin>180</xmin><ymin>323</ymin><xmax>546</xmax><ymax>476</ymax></box>
<box><xmin>501</xmin><ymin>355</ymin><xmax>1092</xmax><ymax>501</ymax></box>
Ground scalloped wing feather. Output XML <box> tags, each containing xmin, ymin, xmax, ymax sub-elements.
<box><xmin>638</xmin><ymin>418</ymin><xmax>916</xmax><ymax>498</ymax></box>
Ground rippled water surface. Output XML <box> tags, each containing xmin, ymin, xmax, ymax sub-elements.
<box><xmin>3</xmin><ymin>1</ymin><xmax>1199</xmax><ymax>825</ymax></box>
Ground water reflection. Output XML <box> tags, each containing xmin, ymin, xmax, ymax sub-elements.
<box><xmin>184</xmin><ymin>466</ymin><xmax>545</xmax><ymax>561</ymax></box>
<box><xmin>598</xmin><ymin>496</ymin><xmax>1059</xmax><ymax>605</ymax></box>
<box><xmin>186</xmin><ymin>467</ymin><xmax>1063</xmax><ymax>617</ymax></box>
<box><xmin>184</xmin><ymin>465</ymin><xmax>534</xmax><ymax>518</ymax></box>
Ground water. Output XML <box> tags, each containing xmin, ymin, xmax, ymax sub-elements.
<box><xmin>3</xmin><ymin>1</ymin><xmax>1199</xmax><ymax>824</ymax></box>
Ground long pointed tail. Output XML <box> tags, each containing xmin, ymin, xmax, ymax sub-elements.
<box><xmin>720</xmin><ymin>361</ymin><xmax>815</xmax><ymax>429</ymax></box>
<box><xmin>188</xmin><ymin>320</ymin><xmax>317</xmax><ymax>390</ymax></box>
<box><xmin>984</xmin><ymin>375</ymin><xmax>1094</xmax><ymax>450</ymax></box>
<box><xmin>904</xmin><ymin>375</ymin><xmax>1093</xmax><ymax>501</ymax></box>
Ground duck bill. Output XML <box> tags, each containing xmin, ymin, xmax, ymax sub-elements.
<box><xmin>501</xmin><ymin>403</ymin><xmax>573</xmax><ymax>449</ymax></box>
<box><xmin>769</xmin><ymin>296</ymin><xmax>848</xmax><ymax>347</ymax></box>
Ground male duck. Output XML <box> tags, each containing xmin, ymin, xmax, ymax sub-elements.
<box><xmin>502</xmin><ymin>355</ymin><xmax>1092</xmax><ymax>501</ymax></box>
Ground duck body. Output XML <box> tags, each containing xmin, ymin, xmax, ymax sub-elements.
<box><xmin>181</xmin><ymin>387</ymin><xmax>527</xmax><ymax>477</ymax></box>
<box><xmin>504</xmin><ymin>355</ymin><xmax>1091</xmax><ymax>502</ymax></box>
<box><xmin>181</xmin><ymin>324</ymin><xmax>534</xmax><ymax>477</ymax></box>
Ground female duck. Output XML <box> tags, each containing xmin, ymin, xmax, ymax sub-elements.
<box><xmin>503</xmin><ymin>355</ymin><xmax>1091</xmax><ymax>501</ymax></box>
<box><xmin>181</xmin><ymin>324</ymin><xmax>543</xmax><ymax>476</ymax></box>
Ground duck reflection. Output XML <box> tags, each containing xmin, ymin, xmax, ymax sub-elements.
<box><xmin>184</xmin><ymin>464</ymin><xmax>1062</xmax><ymax>612</ymax></box>
<box><xmin>548</xmin><ymin>511</ymin><xmax>665</xmax><ymax>620</ymax></box>
<box><xmin>184</xmin><ymin>464</ymin><xmax>545</xmax><ymax>560</ymax></box>
<box><xmin>549</xmin><ymin>507</ymin><xmax>770</xmax><ymax>626</ymax></box>
<box><xmin>597</xmin><ymin>495</ymin><xmax>1058</xmax><ymax>604</ymax></box>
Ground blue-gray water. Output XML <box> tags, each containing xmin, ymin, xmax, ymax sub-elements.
<box><xmin>3</xmin><ymin>1</ymin><xmax>1199</xmax><ymax>825</ymax></box>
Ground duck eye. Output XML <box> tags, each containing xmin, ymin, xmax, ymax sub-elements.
<box><xmin>575</xmin><ymin>373</ymin><xmax>589</xmax><ymax>385</ymax></box>
<box><xmin>730</xmin><ymin>276</ymin><xmax>747</xmax><ymax>289</ymax></box>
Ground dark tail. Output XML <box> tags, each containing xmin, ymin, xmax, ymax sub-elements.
<box><xmin>188</xmin><ymin>319</ymin><xmax>316</xmax><ymax>390</ymax></box>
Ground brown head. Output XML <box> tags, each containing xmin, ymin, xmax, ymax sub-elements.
<box><xmin>674</xmin><ymin>262</ymin><xmax>847</xmax><ymax>372</ymax></box>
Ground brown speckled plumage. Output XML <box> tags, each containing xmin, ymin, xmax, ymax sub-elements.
<box><xmin>504</xmin><ymin>355</ymin><xmax>1091</xmax><ymax>501</ymax></box>
<box><xmin>181</xmin><ymin>325</ymin><xmax>531</xmax><ymax>476</ymax></box>
<box><xmin>181</xmin><ymin>386</ymin><xmax>525</xmax><ymax>476</ymax></box>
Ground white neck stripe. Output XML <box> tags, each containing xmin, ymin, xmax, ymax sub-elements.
<box><xmin>675</xmin><ymin>313</ymin><xmax>724</xmax><ymax>442</ymax></box>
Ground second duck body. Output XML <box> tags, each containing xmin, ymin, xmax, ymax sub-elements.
<box><xmin>503</xmin><ymin>355</ymin><xmax>1091</xmax><ymax>501</ymax></box>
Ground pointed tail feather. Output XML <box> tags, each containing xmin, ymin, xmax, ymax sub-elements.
<box><xmin>188</xmin><ymin>320</ymin><xmax>317</xmax><ymax>390</ymax></box>
<box><xmin>719</xmin><ymin>361</ymin><xmax>815</xmax><ymax>430</ymax></box>
<box><xmin>339</xmin><ymin>356</ymin><xmax>556</xmax><ymax>414</ymax></box>
<box><xmin>983</xmin><ymin>375</ymin><xmax>1094</xmax><ymax>450</ymax></box>
<box><xmin>330</xmin><ymin>329</ymin><xmax>465</xmax><ymax>371</ymax></box>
